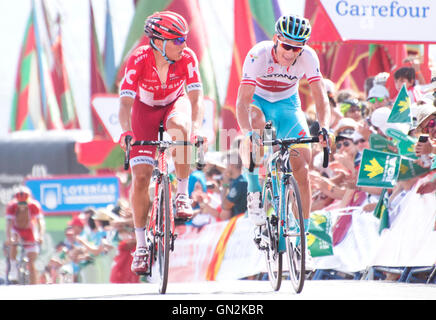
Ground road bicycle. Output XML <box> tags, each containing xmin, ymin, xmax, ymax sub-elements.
<box><xmin>5</xmin><ymin>241</ymin><xmax>36</xmax><ymax>285</ymax></box>
<box><xmin>124</xmin><ymin>122</ymin><xmax>204</xmax><ymax>294</ymax></box>
<box><xmin>251</xmin><ymin>121</ymin><xmax>329</xmax><ymax>293</ymax></box>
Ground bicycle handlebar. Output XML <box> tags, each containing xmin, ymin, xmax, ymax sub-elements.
<box><xmin>248</xmin><ymin>121</ymin><xmax>330</xmax><ymax>170</ymax></box>
<box><xmin>123</xmin><ymin>136</ymin><xmax>205</xmax><ymax>171</ymax></box>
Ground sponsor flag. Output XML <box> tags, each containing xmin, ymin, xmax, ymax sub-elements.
<box><xmin>249</xmin><ymin>0</ymin><xmax>281</xmax><ymax>41</ymax></box>
<box><xmin>398</xmin><ymin>158</ymin><xmax>430</xmax><ymax>181</ymax></box>
<box><xmin>373</xmin><ymin>188</ymin><xmax>390</xmax><ymax>234</ymax></box>
<box><xmin>357</xmin><ymin>149</ymin><xmax>401</xmax><ymax>188</ymax></box>
<box><xmin>369</xmin><ymin>133</ymin><xmax>398</xmax><ymax>154</ymax></box>
<box><xmin>49</xmin><ymin>14</ymin><xmax>81</xmax><ymax>129</ymax></box>
<box><xmin>89</xmin><ymin>0</ymin><xmax>110</xmax><ymax>139</ymax></box>
<box><xmin>220</xmin><ymin>0</ymin><xmax>256</xmax><ymax>147</ymax></box>
<box><xmin>385</xmin><ymin>128</ymin><xmax>418</xmax><ymax>159</ymax></box>
<box><xmin>387</xmin><ymin>84</ymin><xmax>412</xmax><ymax>125</ymax></box>
<box><xmin>10</xmin><ymin>4</ymin><xmax>44</xmax><ymax>131</ymax></box>
<box><xmin>103</xmin><ymin>0</ymin><xmax>116</xmax><ymax>92</ymax></box>
<box><xmin>10</xmin><ymin>1</ymin><xmax>64</xmax><ymax>132</ymax></box>
<box><xmin>308</xmin><ymin>211</ymin><xmax>333</xmax><ymax>257</ymax></box>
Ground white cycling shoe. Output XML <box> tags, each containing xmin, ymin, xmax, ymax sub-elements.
<box><xmin>247</xmin><ymin>192</ymin><xmax>266</xmax><ymax>226</ymax></box>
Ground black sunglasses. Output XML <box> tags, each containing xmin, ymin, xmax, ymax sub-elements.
<box><xmin>336</xmin><ymin>140</ymin><xmax>351</xmax><ymax>149</ymax></box>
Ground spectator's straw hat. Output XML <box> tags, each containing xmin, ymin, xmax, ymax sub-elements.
<box><xmin>92</xmin><ymin>207</ymin><xmax>120</xmax><ymax>222</ymax></box>
<box><xmin>415</xmin><ymin>102</ymin><xmax>436</xmax><ymax>129</ymax></box>
<box><xmin>334</xmin><ymin>117</ymin><xmax>358</xmax><ymax>135</ymax></box>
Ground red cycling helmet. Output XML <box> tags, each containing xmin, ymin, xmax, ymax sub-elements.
<box><xmin>144</xmin><ymin>11</ymin><xmax>188</xmax><ymax>40</ymax></box>
<box><xmin>14</xmin><ymin>186</ymin><xmax>31</xmax><ymax>203</ymax></box>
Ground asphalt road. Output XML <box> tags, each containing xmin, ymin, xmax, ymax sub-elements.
<box><xmin>0</xmin><ymin>279</ymin><xmax>434</xmax><ymax>300</ymax></box>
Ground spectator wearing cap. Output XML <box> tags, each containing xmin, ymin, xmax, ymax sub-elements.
<box><xmin>68</xmin><ymin>216</ymin><xmax>85</xmax><ymax>237</ymax></box>
<box><xmin>339</xmin><ymin>99</ymin><xmax>363</xmax><ymax>123</ymax></box>
<box><xmin>367</xmin><ymin>85</ymin><xmax>390</xmax><ymax>112</ymax></box>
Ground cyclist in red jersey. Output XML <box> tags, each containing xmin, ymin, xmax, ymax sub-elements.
<box><xmin>118</xmin><ymin>11</ymin><xmax>205</xmax><ymax>274</ymax></box>
<box><xmin>5</xmin><ymin>186</ymin><xmax>45</xmax><ymax>284</ymax></box>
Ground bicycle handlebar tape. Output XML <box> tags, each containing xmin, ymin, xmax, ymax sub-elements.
<box><xmin>321</xmin><ymin>128</ymin><xmax>330</xmax><ymax>168</ymax></box>
<box><xmin>195</xmin><ymin>137</ymin><xmax>205</xmax><ymax>170</ymax></box>
<box><xmin>124</xmin><ymin>135</ymin><xmax>133</xmax><ymax>170</ymax></box>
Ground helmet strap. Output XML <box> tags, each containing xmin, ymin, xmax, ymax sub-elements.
<box><xmin>150</xmin><ymin>38</ymin><xmax>175</xmax><ymax>64</ymax></box>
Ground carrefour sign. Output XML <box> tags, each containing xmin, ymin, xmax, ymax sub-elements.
<box><xmin>320</xmin><ymin>0</ymin><xmax>436</xmax><ymax>43</ymax></box>
<box><xmin>25</xmin><ymin>175</ymin><xmax>120</xmax><ymax>214</ymax></box>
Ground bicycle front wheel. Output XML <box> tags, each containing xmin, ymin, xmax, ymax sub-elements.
<box><xmin>262</xmin><ymin>183</ymin><xmax>282</xmax><ymax>291</ymax></box>
<box><xmin>156</xmin><ymin>175</ymin><xmax>170</xmax><ymax>294</ymax></box>
<box><xmin>284</xmin><ymin>175</ymin><xmax>305</xmax><ymax>294</ymax></box>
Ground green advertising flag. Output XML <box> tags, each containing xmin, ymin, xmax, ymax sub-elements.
<box><xmin>369</xmin><ymin>134</ymin><xmax>398</xmax><ymax>154</ymax></box>
<box><xmin>385</xmin><ymin>128</ymin><xmax>418</xmax><ymax>159</ymax></box>
<box><xmin>357</xmin><ymin>149</ymin><xmax>401</xmax><ymax>188</ymax></box>
<box><xmin>308</xmin><ymin>212</ymin><xmax>333</xmax><ymax>257</ymax></box>
<box><xmin>387</xmin><ymin>84</ymin><xmax>412</xmax><ymax>125</ymax></box>
<box><xmin>373</xmin><ymin>188</ymin><xmax>390</xmax><ymax>234</ymax></box>
<box><xmin>398</xmin><ymin>157</ymin><xmax>430</xmax><ymax>181</ymax></box>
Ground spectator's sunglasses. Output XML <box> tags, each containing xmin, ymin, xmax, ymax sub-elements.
<box><xmin>368</xmin><ymin>97</ymin><xmax>385</xmax><ymax>104</ymax></box>
<box><xmin>422</xmin><ymin>118</ymin><xmax>436</xmax><ymax>134</ymax></box>
<box><xmin>172</xmin><ymin>37</ymin><xmax>186</xmax><ymax>45</ymax></box>
<box><xmin>277</xmin><ymin>38</ymin><xmax>304</xmax><ymax>53</ymax></box>
<box><xmin>336</xmin><ymin>140</ymin><xmax>351</xmax><ymax>149</ymax></box>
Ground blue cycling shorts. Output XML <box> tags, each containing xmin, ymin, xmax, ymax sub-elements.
<box><xmin>251</xmin><ymin>94</ymin><xmax>310</xmax><ymax>145</ymax></box>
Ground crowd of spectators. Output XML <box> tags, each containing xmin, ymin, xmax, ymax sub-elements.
<box><xmin>39</xmin><ymin>199</ymin><xmax>140</xmax><ymax>284</ymax></box>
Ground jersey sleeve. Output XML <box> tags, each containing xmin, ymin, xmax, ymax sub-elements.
<box><xmin>301</xmin><ymin>47</ymin><xmax>323</xmax><ymax>84</ymax></box>
<box><xmin>240</xmin><ymin>43</ymin><xmax>265</xmax><ymax>87</ymax></box>
<box><xmin>5</xmin><ymin>201</ymin><xmax>17</xmax><ymax>220</ymax></box>
<box><xmin>119</xmin><ymin>46</ymin><xmax>148</xmax><ymax>99</ymax></box>
<box><xmin>183</xmin><ymin>48</ymin><xmax>203</xmax><ymax>93</ymax></box>
<box><xmin>29</xmin><ymin>201</ymin><xmax>43</xmax><ymax>218</ymax></box>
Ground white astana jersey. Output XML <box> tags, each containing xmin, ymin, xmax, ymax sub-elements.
<box><xmin>241</xmin><ymin>41</ymin><xmax>322</xmax><ymax>103</ymax></box>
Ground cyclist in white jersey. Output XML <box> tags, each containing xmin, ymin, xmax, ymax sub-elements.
<box><xmin>236</xmin><ymin>14</ymin><xmax>330</xmax><ymax>231</ymax></box>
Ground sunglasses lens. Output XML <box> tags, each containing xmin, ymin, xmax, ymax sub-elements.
<box><xmin>278</xmin><ymin>40</ymin><xmax>302</xmax><ymax>52</ymax></box>
<box><xmin>428</xmin><ymin>119</ymin><xmax>436</xmax><ymax>128</ymax></box>
<box><xmin>173</xmin><ymin>37</ymin><xmax>186</xmax><ymax>45</ymax></box>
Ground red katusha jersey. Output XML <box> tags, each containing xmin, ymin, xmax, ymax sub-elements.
<box><xmin>6</xmin><ymin>198</ymin><xmax>43</xmax><ymax>230</ymax></box>
<box><xmin>119</xmin><ymin>45</ymin><xmax>202</xmax><ymax>106</ymax></box>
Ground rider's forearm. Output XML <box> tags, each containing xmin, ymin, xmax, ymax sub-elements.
<box><xmin>316</xmin><ymin>101</ymin><xmax>331</xmax><ymax>130</ymax></box>
<box><xmin>310</xmin><ymin>81</ymin><xmax>331</xmax><ymax>129</ymax></box>
<box><xmin>236</xmin><ymin>84</ymin><xmax>256</xmax><ymax>133</ymax></box>
<box><xmin>119</xmin><ymin>97</ymin><xmax>133</xmax><ymax>132</ymax></box>
<box><xmin>191</xmin><ymin>97</ymin><xmax>204</xmax><ymax>133</ymax></box>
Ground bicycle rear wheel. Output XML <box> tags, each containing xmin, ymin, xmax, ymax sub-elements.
<box><xmin>262</xmin><ymin>183</ymin><xmax>282</xmax><ymax>291</ymax></box>
<box><xmin>284</xmin><ymin>175</ymin><xmax>305</xmax><ymax>293</ymax></box>
<box><xmin>156</xmin><ymin>175</ymin><xmax>170</xmax><ymax>294</ymax></box>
